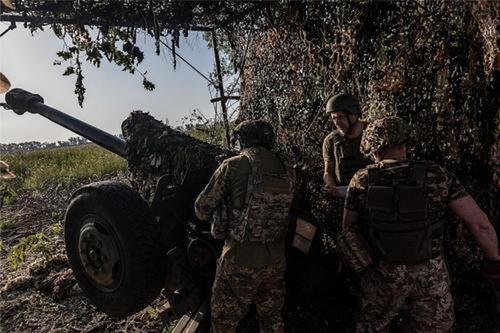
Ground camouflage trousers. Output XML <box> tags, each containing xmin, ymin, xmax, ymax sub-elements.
<box><xmin>210</xmin><ymin>256</ymin><xmax>286</xmax><ymax>333</ymax></box>
<box><xmin>357</xmin><ymin>256</ymin><xmax>454</xmax><ymax>333</ymax></box>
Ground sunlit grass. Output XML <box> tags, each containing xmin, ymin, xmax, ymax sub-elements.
<box><xmin>0</xmin><ymin>144</ymin><xmax>127</xmax><ymax>191</ymax></box>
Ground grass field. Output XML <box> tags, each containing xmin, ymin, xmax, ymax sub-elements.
<box><xmin>0</xmin><ymin>144</ymin><xmax>127</xmax><ymax>192</ymax></box>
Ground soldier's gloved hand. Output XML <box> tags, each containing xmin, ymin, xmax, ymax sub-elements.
<box><xmin>481</xmin><ymin>259</ymin><xmax>500</xmax><ymax>286</ymax></box>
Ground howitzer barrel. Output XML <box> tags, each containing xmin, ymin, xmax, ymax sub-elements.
<box><xmin>4</xmin><ymin>88</ymin><xmax>127</xmax><ymax>158</ymax></box>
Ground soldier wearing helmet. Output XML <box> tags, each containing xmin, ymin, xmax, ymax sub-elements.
<box><xmin>322</xmin><ymin>93</ymin><xmax>370</xmax><ymax>197</ymax></box>
<box><xmin>195</xmin><ymin>119</ymin><xmax>295</xmax><ymax>333</ymax></box>
<box><xmin>337</xmin><ymin>116</ymin><xmax>500</xmax><ymax>332</ymax></box>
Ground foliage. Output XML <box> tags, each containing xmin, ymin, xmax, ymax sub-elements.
<box><xmin>0</xmin><ymin>217</ymin><xmax>16</xmax><ymax>230</ymax></box>
<box><xmin>0</xmin><ymin>136</ymin><xmax>90</xmax><ymax>154</ymax></box>
<box><xmin>7</xmin><ymin>232</ymin><xmax>51</xmax><ymax>269</ymax></box>
<box><xmin>48</xmin><ymin>223</ymin><xmax>63</xmax><ymax>235</ymax></box>
<box><xmin>0</xmin><ymin>186</ymin><xmax>17</xmax><ymax>206</ymax></box>
<box><xmin>0</xmin><ymin>144</ymin><xmax>127</xmax><ymax>191</ymax></box>
<box><xmin>180</xmin><ymin>109</ymin><xmax>229</xmax><ymax>147</ymax></box>
<box><xmin>7</xmin><ymin>222</ymin><xmax>64</xmax><ymax>270</ymax></box>
<box><xmin>9</xmin><ymin>0</ymin><xmax>266</xmax><ymax>106</ymax></box>
<box><xmin>144</xmin><ymin>306</ymin><xmax>159</xmax><ymax>321</ymax></box>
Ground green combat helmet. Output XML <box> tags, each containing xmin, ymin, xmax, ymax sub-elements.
<box><xmin>360</xmin><ymin>116</ymin><xmax>411</xmax><ymax>156</ymax></box>
<box><xmin>232</xmin><ymin>119</ymin><xmax>275</xmax><ymax>149</ymax></box>
<box><xmin>325</xmin><ymin>93</ymin><xmax>361</xmax><ymax>115</ymax></box>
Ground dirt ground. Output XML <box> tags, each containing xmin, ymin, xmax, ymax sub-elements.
<box><xmin>1</xmin><ymin>173</ymin><xmax>499</xmax><ymax>333</ymax></box>
<box><xmin>0</xmin><ymin>174</ymin><xmax>172</xmax><ymax>333</ymax></box>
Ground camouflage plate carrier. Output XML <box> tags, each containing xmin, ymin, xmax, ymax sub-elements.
<box><xmin>225</xmin><ymin>150</ymin><xmax>294</xmax><ymax>243</ymax></box>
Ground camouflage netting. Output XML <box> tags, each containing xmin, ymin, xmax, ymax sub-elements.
<box><xmin>5</xmin><ymin>0</ymin><xmax>499</xmax><ymax>331</ymax></box>
<box><xmin>229</xmin><ymin>1</ymin><xmax>498</xmax><ymax>231</ymax></box>
<box><xmin>226</xmin><ymin>2</ymin><xmax>499</xmax><ymax>331</ymax></box>
<box><xmin>121</xmin><ymin>111</ymin><xmax>226</xmax><ymax>202</ymax></box>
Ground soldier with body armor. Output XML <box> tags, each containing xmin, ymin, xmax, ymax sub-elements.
<box><xmin>337</xmin><ymin>117</ymin><xmax>500</xmax><ymax>332</ymax></box>
<box><xmin>323</xmin><ymin>93</ymin><xmax>371</xmax><ymax>197</ymax></box>
<box><xmin>195</xmin><ymin>120</ymin><xmax>295</xmax><ymax>333</ymax></box>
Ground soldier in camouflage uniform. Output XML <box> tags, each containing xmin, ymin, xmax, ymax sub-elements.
<box><xmin>195</xmin><ymin>120</ymin><xmax>294</xmax><ymax>333</ymax></box>
<box><xmin>323</xmin><ymin>93</ymin><xmax>371</xmax><ymax>197</ymax></box>
<box><xmin>340</xmin><ymin>117</ymin><xmax>500</xmax><ymax>332</ymax></box>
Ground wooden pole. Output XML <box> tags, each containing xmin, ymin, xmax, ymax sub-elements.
<box><xmin>211</xmin><ymin>31</ymin><xmax>231</xmax><ymax>148</ymax></box>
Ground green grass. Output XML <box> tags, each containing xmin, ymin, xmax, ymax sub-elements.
<box><xmin>0</xmin><ymin>217</ymin><xmax>15</xmax><ymax>230</ymax></box>
<box><xmin>0</xmin><ymin>144</ymin><xmax>127</xmax><ymax>191</ymax></box>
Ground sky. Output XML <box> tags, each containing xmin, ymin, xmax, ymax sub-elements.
<box><xmin>0</xmin><ymin>23</ymin><xmax>217</xmax><ymax>143</ymax></box>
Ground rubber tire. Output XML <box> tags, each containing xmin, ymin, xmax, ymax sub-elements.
<box><xmin>64</xmin><ymin>181</ymin><xmax>166</xmax><ymax>317</ymax></box>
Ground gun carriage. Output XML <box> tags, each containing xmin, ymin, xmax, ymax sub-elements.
<box><xmin>3</xmin><ymin>88</ymin><xmax>330</xmax><ymax>332</ymax></box>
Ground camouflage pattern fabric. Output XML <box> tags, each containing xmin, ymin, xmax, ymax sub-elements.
<box><xmin>336</xmin><ymin>227</ymin><xmax>373</xmax><ymax>272</ymax></box>
<box><xmin>195</xmin><ymin>147</ymin><xmax>294</xmax><ymax>243</ymax></box>
<box><xmin>211</xmin><ymin>256</ymin><xmax>285</xmax><ymax>333</ymax></box>
<box><xmin>195</xmin><ymin>146</ymin><xmax>294</xmax><ymax>332</ymax></box>
<box><xmin>346</xmin><ymin>160</ymin><xmax>468</xmax><ymax>254</ymax></box>
<box><xmin>346</xmin><ymin>160</ymin><xmax>468</xmax><ymax>218</ymax></box>
<box><xmin>357</xmin><ymin>256</ymin><xmax>454</xmax><ymax>332</ymax></box>
<box><xmin>322</xmin><ymin>130</ymin><xmax>370</xmax><ymax>185</ymax></box>
<box><xmin>232</xmin><ymin>119</ymin><xmax>275</xmax><ymax>148</ymax></box>
<box><xmin>229</xmin><ymin>149</ymin><xmax>294</xmax><ymax>243</ymax></box>
<box><xmin>360</xmin><ymin>117</ymin><xmax>412</xmax><ymax>156</ymax></box>
<box><xmin>345</xmin><ymin>160</ymin><xmax>468</xmax><ymax>330</ymax></box>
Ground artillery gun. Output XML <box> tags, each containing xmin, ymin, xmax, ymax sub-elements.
<box><xmin>2</xmin><ymin>86</ymin><xmax>328</xmax><ymax>332</ymax></box>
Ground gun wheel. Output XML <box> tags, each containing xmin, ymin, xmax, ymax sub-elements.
<box><xmin>65</xmin><ymin>181</ymin><xmax>166</xmax><ymax>317</ymax></box>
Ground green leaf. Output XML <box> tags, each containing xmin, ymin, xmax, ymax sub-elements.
<box><xmin>62</xmin><ymin>66</ymin><xmax>75</xmax><ymax>76</ymax></box>
<box><xmin>142</xmin><ymin>78</ymin><xmax>155</xmax><ymax>91</ymax></box>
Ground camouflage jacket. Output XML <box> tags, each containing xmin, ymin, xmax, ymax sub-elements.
<box><xmin>345</xmin><ymin>159</ymin><xmax>468</xmax><ymax>253</ymax></box>
<box><xmin>194</xmin><ymin>147</ymin><xmax>295</xmax><ymax>265</ymax></box>
<box><xmin>322</xmin><ymin>130</ymin><xmax>371</xmax><ymax>185</ymax></box>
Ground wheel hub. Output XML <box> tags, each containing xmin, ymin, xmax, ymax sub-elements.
<box><xmin>78</xmin><ymin>221</ymin><xmax>121</xmax><ymax>291</ymax></box>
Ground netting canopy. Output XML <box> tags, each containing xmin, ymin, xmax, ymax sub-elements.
<box><xmin>229</xmin><ymin>2</ymin><xmax>498</xmax><ymax>223</ymax></box>
<box><xmin>3</xmin><ymin>1</ymin><xmax>499</xmax><ymax>330</ymax></box>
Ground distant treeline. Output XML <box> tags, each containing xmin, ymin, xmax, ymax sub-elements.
<box><xmin>0</xmin><ymin>135</ymin><xmax>124</xmax><ymax>154</ymax></box>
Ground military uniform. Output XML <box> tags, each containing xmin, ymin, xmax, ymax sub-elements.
<box><xmin>195</xmin><ymin>146</ymin><xmax>294</xmax><ymax>333</ymax></box>
<box><xmin>322</xmin><ymin>130</ymin><xmax>371</xmax><ymax>186</ymax></box>
<box><xmin>345</xmin><ymin>159</ymin><xmax>468</xmax><ymax>332</ymax></box>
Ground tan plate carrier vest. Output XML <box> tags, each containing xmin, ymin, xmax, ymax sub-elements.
<box><xmin>225</xmin><ymin>151</ymin><xmax>294</xmax><ymax>243</ymax></box>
